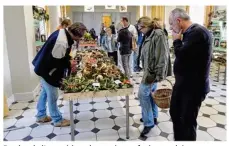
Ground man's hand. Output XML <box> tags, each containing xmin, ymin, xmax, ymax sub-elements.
<box><xmin>70</xmin><ymin>60</ymin><xmax>77</xmax><ymax>65</ymax></box>
<box><xmin>172</xmin><ymin>29</ymin><xmax>182</xmax><ymax>41</ymax></box>
<box><xmin>71</xmin><ymin>60</ymin><xmax>77</xmax><ymax>73</ymax></box>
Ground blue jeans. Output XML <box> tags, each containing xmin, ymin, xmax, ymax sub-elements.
<box><xmin>36</xmin><ymin>78</ymin><xmax>63</xmax><ymax>124</ymax></box>
<box><xmin>121</xmin><ymin>54</ymin><xmax>131</xmax><ymax>79</ymax></box>
<box><xmin>100</xmin><ymin>35</ymin><xmax>105</xmax><ymax>46</ymax></box>
<box><xmin>138</xmin><ymin>83</ymin><xmax>158</xmax><ymax>127</ymax></box>
<box><xmin>133</xmin><ymin>50</ymin><xmax>138</xmax><ymax>72</ymax></box>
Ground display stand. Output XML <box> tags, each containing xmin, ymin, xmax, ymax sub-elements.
<box><xmin>209</xmin><ymin>10</ymin><xmax>227</xmax><ymax>84</ymax></box>
<box><xmin>212</xmin><ymin>53</ymin><xmax>226</xmax><ymax>84</ymax></box>
<box><xmin>63</xmin><ymin>48</ymin><xmax>133</xmax><ymax>141</ymax></box>
<box><xmin>63</xmin><ymin>88</ymin><xmax>133</xmax><ymax>141</ymax></box>
<box><xmin>208</xmin><ymin>10</ymin><xmax>227</xmax><ymax>53</ymax></box>
<box><xmin>214</xmin><ymin>61</ymin><xmax>226</xmax><ymax>84</ymax></box>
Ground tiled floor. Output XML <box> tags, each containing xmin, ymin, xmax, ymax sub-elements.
<box><xmin>3</xmin><ymin>62</ymin><xmax>227</xmax><ymax>141</ymax></box>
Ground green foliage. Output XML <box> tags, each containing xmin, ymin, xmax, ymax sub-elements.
<box><xmin>61</xmin><ymin>49</ymin><xmax>133</xmax><ymax>93</ymax></box>
<box><xmin>33</xmin><ymin>6</ymin><xmax>49</xmax><ymax>21</ymax></box>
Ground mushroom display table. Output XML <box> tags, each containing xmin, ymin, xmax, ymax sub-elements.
<box><xmin>62</xmin><ymin>49</ymin><xmax>134</xmax><ymax>141</ymax></box>
<box><xmin>63</xmin><ymin>88</ymin><xmax>133</xmax><ymax>141</ymax></box>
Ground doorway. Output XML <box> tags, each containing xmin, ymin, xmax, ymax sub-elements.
<box><xmin>102</xmin><ymin>15</ymin><xmax>111</xmax><ymax>28</ymax></box>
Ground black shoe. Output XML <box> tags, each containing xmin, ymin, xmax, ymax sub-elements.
<box><xmin>141</xmin><ymin>125</ymin><xmax>154</xmax><ymax>136</ymax></box>
<box><xmin>154</xmin><ymin>118</ymin><xmax>158</xmax><ymax>125</ymax></box>
<box><xmin>140</xmin><ymin>118</ymin><xmax>158</xmax><ymax>125</ymax></box>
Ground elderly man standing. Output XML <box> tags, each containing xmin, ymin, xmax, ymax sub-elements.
<box><xmin>169</xmin><ymin>8</ymin><xmax>212</xmax><ymax>141</ymax></box>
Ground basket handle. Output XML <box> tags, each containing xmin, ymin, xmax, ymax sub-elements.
<box><xmin>164</xmin><ymin>78</ymin><xmax>174</xmax><ymax>89</ymax></box>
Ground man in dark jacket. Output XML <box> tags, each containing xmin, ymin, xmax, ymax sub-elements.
<box><xmin>100</xmin><ymin>23</ymin><xmax>106</xmax><ymax>46</ymax></box>
<box><xmin>110</xmin><ymin>22</ymin><xmax>116</xmax><ymax>35</ymax></box>
<box><xmin>117</xmin><ymin>26</ymin><xmax>132</xmax><ymax>79</ymax></box>
<box><xmin>32</xmin><ymin>22</ymin><xmax>87</xmax><ymax>127</ymax></box>
<box><xmin>134</xmin><ymin>20</ymin><xmax>143</xmax><ymax>72</ymax></box>
<box><xmin>169</xmin><ymin>8</ymin><xmax>212</xmax><ymax>141</ymax></box>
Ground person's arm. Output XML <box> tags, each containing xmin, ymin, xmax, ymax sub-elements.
<box><xmin>163</xmin><ymin>28</ymin><xmax>168</xmax><ymax>37</ymax></box>
<box><xmin>173</xmin><ymin>30</ymin><xmax>202</xmax><ymax>59</ymax></box>
<box><xmin>148</xmin><ymin>34</ymin><xmax>169</xmax><ymax>82</ymax></box>
<box><xmin>50</xmin><ymin>33</ymin><xmax>72</xmax><ymax>70</ymax></box>
<box><xmin>131</xmin><ymin>25</ymin><xmax>138</xmax><ymax>41</ymax></box>
<box><xmin>117</xmin><ymin>31</ymin><xmax>122</xmax><ymax>42</ymax></box>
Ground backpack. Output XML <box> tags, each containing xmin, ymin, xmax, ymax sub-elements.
<box><xmin>127</xmin><ymin>25</ymin><xmax>137</xmax><ymax>51</ymax></box>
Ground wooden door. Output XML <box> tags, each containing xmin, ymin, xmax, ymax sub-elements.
<box><xmin>102</xmin><ymin>16</ymin><xmax>111</xmax><ymax>28</ymax></box>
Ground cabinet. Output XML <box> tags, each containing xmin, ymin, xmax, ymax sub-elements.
<box><xmin>208</xmin><ymin>10</ymin><xmax>227</xmax><ymax>53</ymax></box>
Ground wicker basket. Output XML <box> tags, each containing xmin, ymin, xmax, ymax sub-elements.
<box><xmin>152</xmin><ymin>79</ymin><xmax>173</xmax><ymax>109</ymax></box>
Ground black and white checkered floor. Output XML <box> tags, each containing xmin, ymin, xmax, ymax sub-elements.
<box><xmin>3</xmin><ymin>63</ymin><xmax>227</xmax><ymax>141</ymax></box>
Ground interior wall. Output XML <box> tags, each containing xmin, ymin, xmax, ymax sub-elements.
<box><xmin>164</xmin><ymin>6</ymin><xmax>176</xmax><ymax>32</ymax></box>
<box><xmin>189</xmin><ymin>6</ymin><xmax>205</xmax><ymax>25</ymax></box>
<box><xmin>140</xmin><ymin>6</ymin><xmax>144</xmax><ymax>17</ymax></box>
<box><xmin>146</xmin><ymin>6</ymin><xmax>152</xmax><ymax>18</ymax></box>
<box><xmin>3</xmin><ymin>29</ymin><xmax>13</xmax><ymax>98</ymax></box>
<box><xmin>215</xmin><ymin>6</ymin><xmax>227</xmax><ymax>11</ymax></box>
<box><xmin>175</xmin><ymin>6</ymin><xmax>186</xmax><ymax>10</ymax></box>
<box><xmin>4</xmin><ymin>6</ymin><xmax>39</xmax><ymax>96</ymax></box>
<box><xmin>49</xmin><ymin>6</ymin><xmax>60</xmax><ymax>33</ymax></box>
<box><xmin>24</xmin><ymin>6</ymin><xmax>39</xmax><ymax>88</ymax></box>
<box><xmin>70</xmin><ymin>6</ymin><xmax>137</xmax><ymax>34</ymax></box>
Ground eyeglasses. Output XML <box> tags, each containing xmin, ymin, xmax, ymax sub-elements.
<box><xmin>138</xmin><ymin>25</ymin><xmax>146</xmax><ymax>31</ymax></box>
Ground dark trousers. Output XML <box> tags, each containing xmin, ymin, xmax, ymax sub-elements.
<box><xmin>137</xmin><ymin>45</ymin><xmax>142</xmax><ymax>68</ymax></box>
<box><xmin>108</xmin><ymin>51</ymin><xmax>118</xmax><ymax>66</ymax></box>
<box><xmin>169</xmin><ymin>85</ymin><xmax>205</xmax><ymax>141</ymax></box>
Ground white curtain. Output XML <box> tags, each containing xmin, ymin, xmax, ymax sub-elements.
<box><xmin>140</xmin><ymin>6</ymin><xmax>144</xmax><ymax>17</ymax></box>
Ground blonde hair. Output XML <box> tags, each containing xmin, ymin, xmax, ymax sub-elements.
<box><xmin>61</xmin><ymin>19</ymin><xmax>72</xmax><ymax>27</ymax></box>
<box><xmin>153</xmin><ymin>18</ymin><xmax>160</xmax><ymax>21</ymax></box>
<box><xmin>138</xmin><ymin>16</ymin><xmax>161</xmax><ymax>29</ymax></box>
<box><xmin>105</xmin><ymin>28</ymin><xmax>112</xmax><ymax>34</ymax></box>
<box><xmin>106</xmin><ymin>27</ymin><xmax>111</xmax><ymax>32</ymax></box>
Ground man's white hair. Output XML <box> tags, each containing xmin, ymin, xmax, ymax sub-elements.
<box><xmin>170</xmin><ymin>8</ymin><xmax>190</xmax><ymax>21</ymax></box>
